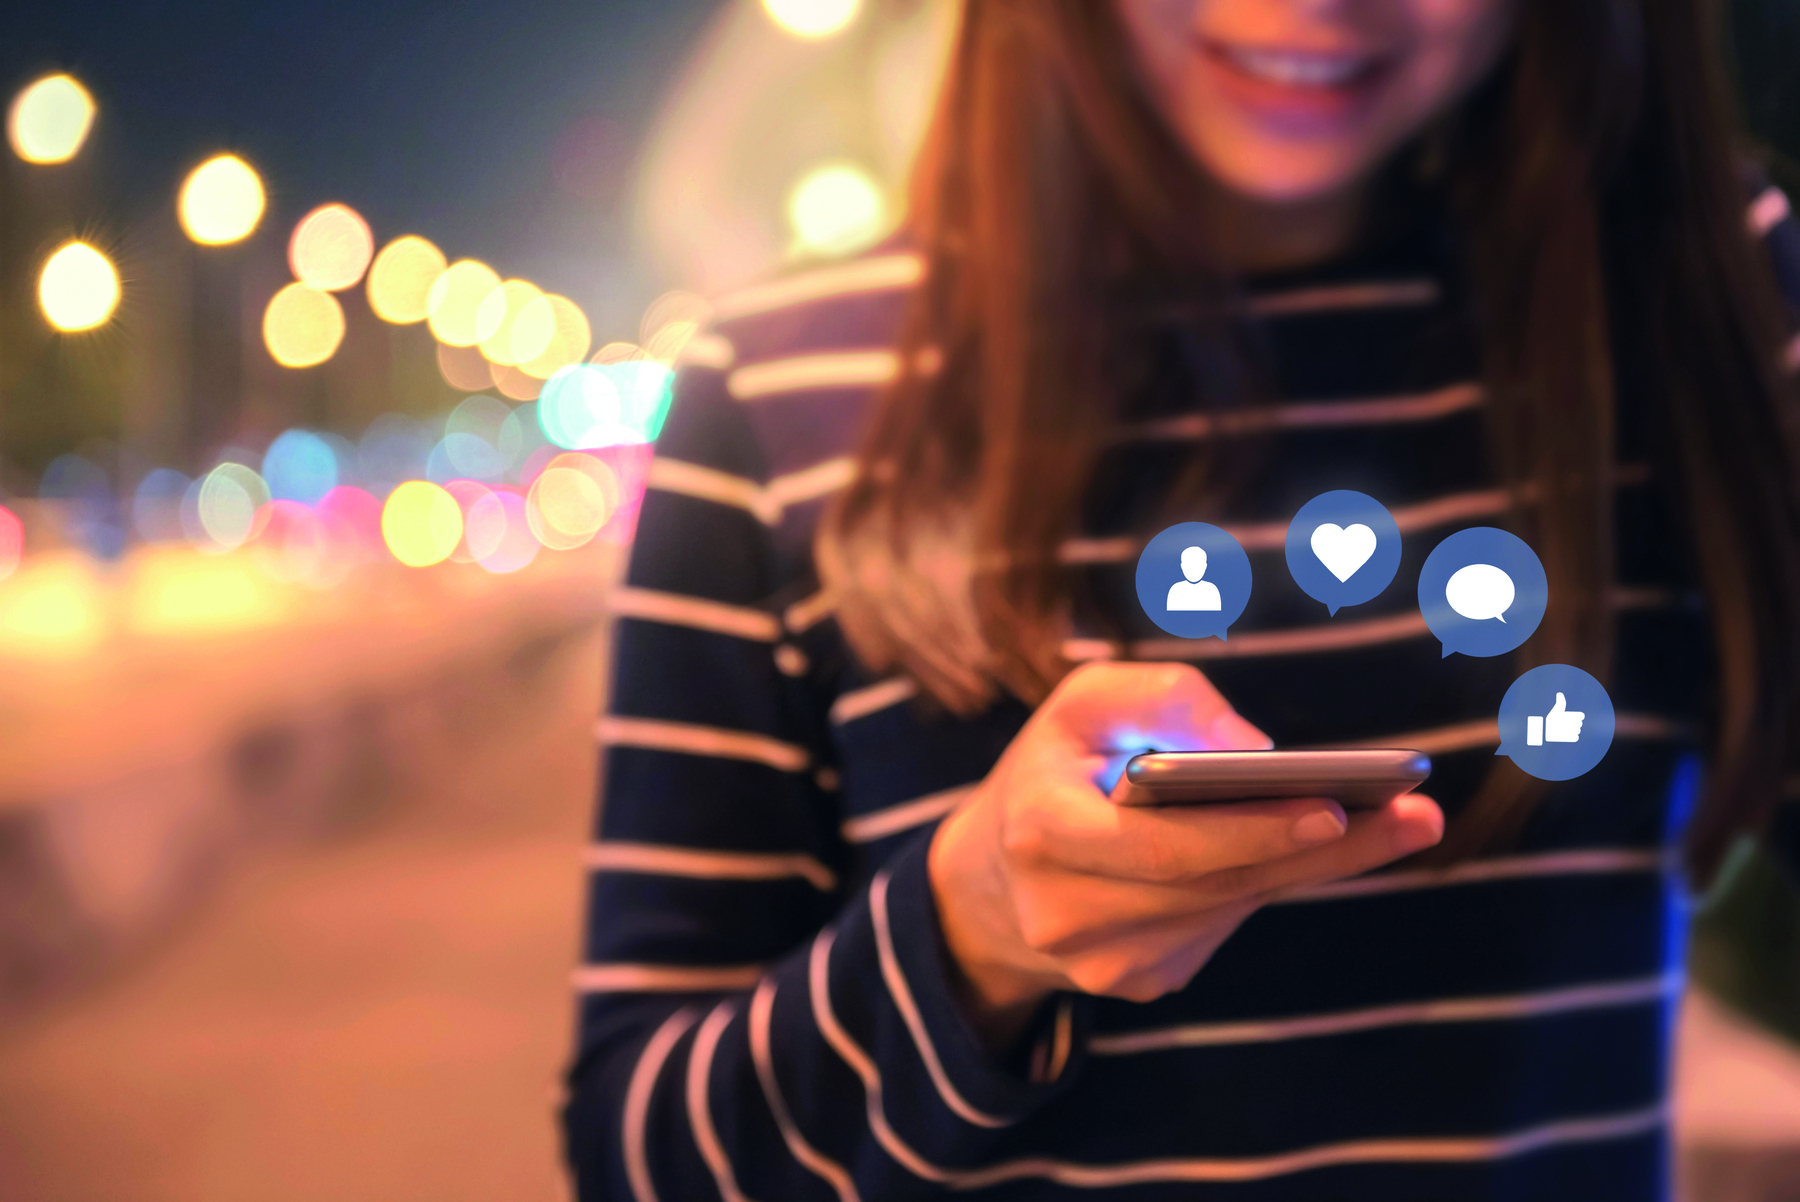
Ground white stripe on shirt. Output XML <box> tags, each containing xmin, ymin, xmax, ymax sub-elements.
<box><xmin>728</xmin><ymin>351</ymin><xmax>901</xmax><ymax>401</ymax></box>
<box><xmin>1089</xmin><ymin>973</ymin><xmax>1679</xmax><ymax>1055</ymax></box>
<box><xmin>830</xmin><ymin>677</ymin><xmax>918</xmax><ymax>725</ymax></box>
<box><xmin>599</xmin><ymin>716</ymin><xmax>811</xmax><ymax>772</ymax></box>
<box><xmin>750</xmin><ymin>978</ymin><xmax>863</xmax><ymax>1202</ymax></box>
<box><xmin>841</xmin><ymin>786</ymin><xmax>975</xmax><ymax>845</ymax></box>
<box><xmin>1278</xmin><ymin>847</ymin><xmax>1674</xmax><ymax>905</ymax></box>
<box><xmin>1247</xmin><ymin>278</ymin><xmax>1440</xmax><ymax>316</ymax></box>
<box><xmin>611</xmin><ymin>587</ymin><xmax>781</xmax><ymax>642</ymax></box>
<box><xmin>647</xmin><ymin>457</ymin><xmax>855</xmax><ymax>526</ymax></box>
<box><xmin>585</xmin><ymin>842</ymin><xmax>837</xmax><ymax>892</ymax></box>
<box><xmin>949</xmin><ymin>1105</ymin><xmax>1668</xmax><ymax>1189</ymax></box>
<box><xmin>688</xmin><ymin>1002</ymin><xmax>757</xmax><ymax>1202</ymax></box>
<box><xmin>808</xmin><ymin>925</ymin><xmax>1668</xmax><ymax>1188</ymax></box>
<box><xmin>784</xmin><ymin>590</ymin><xmax>836</xmax><ymax>634</ymax></box>
<box><xmin>1120</xmin><ymin>382</ymin><xmax>1483</xmax><ymax>442</ymax></box>
<box><xmin>712</xmin><ymin>254</ymin><xmax>925</xmax><ymax>322</ymax></box>
<box><xmin>1061</xmin><ymin>486</ymin><xmax>1512</xmax><ymax>563</ymax></box>
<box><xmin>870</xmin><ymin>870</ymin><xmax>1012</xmax><ymax>1128</ymax></box>
<box><xmin>624</xmin><ymin>1006</ymin><xmax>700</xmax><ymax>1202</ymax></box>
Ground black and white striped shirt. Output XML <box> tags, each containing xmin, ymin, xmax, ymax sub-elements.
<box><xmin>565</xmin><ymin>183</ymin><xmax>1800</xmax><ymax>1200</ymax></box>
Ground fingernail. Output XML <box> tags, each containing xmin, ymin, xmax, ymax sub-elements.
<box><xmin>1291</xmin><ymin>808</ymin><xmax>1347</xmax><ymax>846</ymax></box>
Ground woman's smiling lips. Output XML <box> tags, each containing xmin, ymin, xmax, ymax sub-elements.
<box><xmin>1198</xmin><ymin>38</ymin><xmax>1395</xmax><ymax>130</ymax></box>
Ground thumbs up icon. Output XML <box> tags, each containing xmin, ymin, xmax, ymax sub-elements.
<box><xmin>1526</xmin><ymin>693</ymin><xmax>1586</xmax><ymax>746</ymax></box>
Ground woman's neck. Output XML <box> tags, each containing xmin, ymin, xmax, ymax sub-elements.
<box><xmin>1200</xmin><ymin>179</ymin><xmax>1370</xmax><ymax>275</ymax></box>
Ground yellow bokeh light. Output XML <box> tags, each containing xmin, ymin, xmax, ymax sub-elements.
<box><xmin>527</xmin><ymin>464</ymin><xmax>615</xmax><ymax>550</ymax></box>
<box><xmin>0</xmin><ymin>554</ymin><xmax>105</xmax><ymax>659</ymax></box>
<box><xmin>381</xmin><ymin>480</ymin><xmax>463</xmax><ymax>567</ymax></box>
<box><xmin>179</xmin><ymin>154</ymin><xmax>266</xmax><ymax>245</ymax></box>
<box><xmin>489</xmin><ymin>362</ymin><xmax>543</xmax><ymax>401</ymax></box>
<box><xmin>762</xmin><ymin>0</ymin><xmax>861</xmax><ymax>39</ymax></box>
<box><xmin>426</xmin><ymin>259</ymin><xmax>502</xmax><ymax>347</ymax></box>
<box><xmin>263</xmin><ymin>282</ymin><xmax>345</xmax><ymax>368</ymax></box>
<box><xmin>367</xmin><ymin>235</ymin><xmax>446</xmax><ymax>324</ymax></box>
<box><xmin>520</xmin><ymin>294</ymin><xmax>592</xmax><ymax>379</ymax></box>
<box><xmin>127</xmin><ymin>548</ymin><xmax>288</xmax><ymax>636</ymax></box>
<box><xmin>289</xmin><ymin>202</ymin><xmax>374</xmax><ymax>291</ymax></box>
<box><xmin>38</xmin><ymin>241</ymin><xmax>120</xmax><ymax>332</ymax></box>
<box><xmin>477</xmin><ymin>279</ymin><xmax>554</xmax><ymax>366</ymax></box>
<box><xmin>7</xmin><ymin>74</ymin><xmax>96</xmax><ymax>164</ymax></box>
<box><xmin>788</xmin><ymin>162</ymin><xmax>886</xmax><ymax>257</ymax></box>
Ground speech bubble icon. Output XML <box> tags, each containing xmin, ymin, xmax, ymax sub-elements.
<box><xmin>1418</xmin><ymin>527</ymin><xmax>1547</xmax><ymax>657</ymax></box>
<box><xmin>1445</xmin><ymin>563</ymin><xmax>1515</xmax><ymax>623</ymax></box>
<box><xmin>1495</xmin><ymin>664</ymin><xmax>1615</xmax><ymax>780</ymax></box>
<box><xmin>1135</xmin><ymin>521</ymin><xmax>1253</xmax><ymax>640</ymax></box>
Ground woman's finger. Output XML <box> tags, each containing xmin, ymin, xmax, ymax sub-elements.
<box><xmin>1004</xmin><ymin>784</ymin><xmax>1349</xmax><ymax>883</ymax></box>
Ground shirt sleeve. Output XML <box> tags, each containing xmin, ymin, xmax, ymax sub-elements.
<box><xmin>561</xmin><ymin>361</ymin><xmax>1086</xmax><ymax>1201</ymax></box>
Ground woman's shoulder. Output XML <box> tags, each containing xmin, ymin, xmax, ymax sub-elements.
<box><xmin>656</xmin><ymin>237</ymin><xmax>922</xmax><ymax>489</ymax></box>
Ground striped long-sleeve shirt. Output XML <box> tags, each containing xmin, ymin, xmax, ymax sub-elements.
<box><xmin>564</xmin><ymin>182</ymin><xmax>1800</xmax><ymax>1201</ymax></box>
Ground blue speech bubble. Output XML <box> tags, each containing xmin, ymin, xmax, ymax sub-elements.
<box><xmin>1496</xmin><ymin>664</ymin><xmax>1615</xmax><ymax>781</ymax></box>
<box><xmin>1135</xmin><ymin>522</ymin><xmax>1252</xmax><ymax>640</ymax></box>
<box><xmin>1284</xmin><ymin>490</ymin><xmax>1402</xmax><ymax>616</ymax></box>
<box><xmin>1418</xmin><ymin>527</ymin><xmax>1547</xmax><ymax>657</ymax></box>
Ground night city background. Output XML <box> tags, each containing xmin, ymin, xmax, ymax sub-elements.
<box><xmin>0</xmin><ymin>0</ymin><xmax>1796</xmax><ymax>1198</ymax></box>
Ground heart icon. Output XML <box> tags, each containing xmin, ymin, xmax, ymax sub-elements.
<box><xmin>1311</xmin><ymin>523</ymin><xmax>1377</xmax><ymax>582</ymax></box>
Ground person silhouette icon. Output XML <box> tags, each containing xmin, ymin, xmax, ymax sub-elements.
<box><xmin>1166</xmin><ymin>546</ymin><xmax>1223</xmax><ymax>611</ymax></box>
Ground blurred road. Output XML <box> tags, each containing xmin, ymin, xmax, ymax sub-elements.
<box><xmin>0</xmin><ymin>623</ymin><xmax>603</xmax><ymax>1202</ymax></box>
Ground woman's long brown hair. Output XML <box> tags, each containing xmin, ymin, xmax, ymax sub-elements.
<box><xmin>816</xmin><ymin>0</ymin><xmax>1800</xmax><ymax>884</ymax></box>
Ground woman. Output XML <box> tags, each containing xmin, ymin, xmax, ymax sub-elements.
<box><xmin>566</xmin><ymin>0</ymin><xmax>1800</xmax><ymax>1197</ymax></box>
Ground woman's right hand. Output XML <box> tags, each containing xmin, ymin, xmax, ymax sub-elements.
<box><xmin>927</xmin><ymin>662</ymin><xmax>1445</xmax><ymax>1049</ymax></box>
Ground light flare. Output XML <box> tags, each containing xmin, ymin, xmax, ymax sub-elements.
<box><xmin>38</xmin><ymin>241</ymin><xmax>120</xmax><ymax>332</ymax></box>
<box><xmin>179</xmin><ymin>154</ymin><xmax>265</xmax><ymax>245</ymax></box>
<box><xmin>8</xmin><ymin>74</ymin><xmax>96</xmax><ymax>164</ymax></box>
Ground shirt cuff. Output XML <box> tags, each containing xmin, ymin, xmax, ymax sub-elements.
<box><xmin>869</xmin><ymin>824</ymin><xmax>1092</xmax><ymax>1121</ymax></box>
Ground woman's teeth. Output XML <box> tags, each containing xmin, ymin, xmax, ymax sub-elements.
<box><xmin>1221</xmin><ymin>47</ymin><xmax>1373</xmax><ymax>88</ymax></box>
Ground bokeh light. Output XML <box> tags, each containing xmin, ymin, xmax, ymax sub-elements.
<box><xmin>468</xmin><ymin>491</ymin><xmax>539</xmax><ymax>574</ymax></box>
<box><xmin>179</xmin><ymin>154</ymin><xmax>266</xmax><ymax>246</ymax></box>
<box><xmin>38</xmin><ymin>241</ymin><xmax>120</xmax><ymax>332</ymax></box>
<box><xmin>132</xmin><ymin>469</ymin><xmax>191</xmax><ymax>543</ymax></box>
<box><xmin>436</xmin><ymin>341</ymin><xmax>493</xmax><ymax>392</ymax></box>
<box><xmin>192</xmin><ymin>462</ymin><xmax>271</xmax><ymax>551</ymax></box>
<box><xmin>538</xmin><ymin>360</ymin><xmax>675</xmax><ymax>450</ymax></box>
<box><xmin>128</xmin><ymin>549</ymin><xmax>289</xmax><ymax>636</ymax></box>
<box><xmin>381</xmin><ymin>480</ymin><xmax>463</xmax><ymax>567</ymax></box>
<box><xmin>0</xmin><ymin>505</ymin><xmax>22</xmax><ymax>582</ymax></box>
<box><xmin>8</xmin><ymin>74</ymin><xmax>96</xmax><ymax>164</ymax></box>
<box><xmin>367</xmin><ymin>235</ymin><xmax>447</xmax><ymax>324</ymax></box>
<box><xmin>477</xmin><ymin>279</ymin><xmax>554</xmax><ymax>366</ymax></box>
<box><xmin>787</xmin><ymin>162</ymin><xmax>886</xmax><ymax>257</ymax></box>
<box><xmin>440</xmin><ymin>478</ymin><xmax>494</xmax><ymax>562</ymax></box>
<box><xmin>289</xmin><ymin>203</ymin><xmax>375</xmax><ymax>292</ymax></box>
<box><xmin>762</xmin><ymin>0</ymin><xmax>861</xmax><ymax>39</ymax></box>
<box><xmin>425</xmin><ymin>259</ymin><xmax>502</xmax><ymax>347</ymax></box>
<box><xmin>316</xmin><ymin>485</ymin><xmax>386</xmax><ymax>567</ymax></box>
<box><xmin>263</xmin><ymin>282</ymin><xmax>345</xmax><ymax>368</ymax></box>
<box><xmin>489</xmin><ymin>362</ymin><xmax>544</xmax><ymax>402</ymax></box>
<box><xmin>520</xmin><ymin>294</ymin><xmax>592</xmax><ymax>379</ymax></box>
<box><xmin>0</xmin><ymin>556</ymin><xmax>105</xmax><ymax>658</ymax></box>
<box><xmin>263</xmin><ymin>429</ymin><xmax>340</xmax><ymax>504</ymax></box>
<box><xmin>526</xmin><ymin>454</ymin><xmax>619</xmax><ymax>550</ymax></box>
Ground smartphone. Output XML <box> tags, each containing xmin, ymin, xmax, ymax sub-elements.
<box><xmin>1117</xmin><ymin>749</ymin><xmax>1430</xmax><ymax>809</ymax></box>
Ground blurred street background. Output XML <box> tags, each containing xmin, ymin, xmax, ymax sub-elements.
<box><xmin>0</xmin><ymin>1</ymin><xmax>1796</xmax><ymax>1199</ymax></box>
